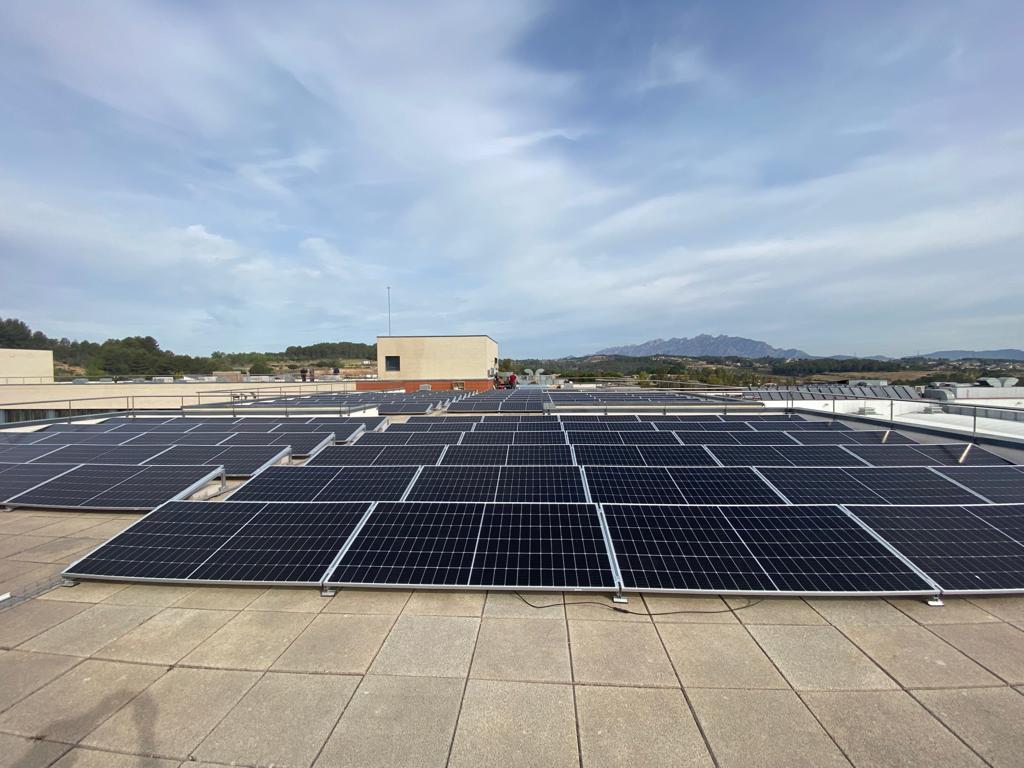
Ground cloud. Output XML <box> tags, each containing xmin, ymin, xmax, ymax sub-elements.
<box><xmin>0</xmin><ymin>1</ymin><xmax>1021</xmax><ymax>358</ymax></box>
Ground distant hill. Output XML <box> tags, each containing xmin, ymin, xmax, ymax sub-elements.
<box><xmin>922</xmin><ymin>349</ymin><xmax>1024</xmax><ymax>361</ymax></box>
<box><xmin>596</xmin><ymin>334</ymin><xmax>813</xmax><ymax>359</ymax></box>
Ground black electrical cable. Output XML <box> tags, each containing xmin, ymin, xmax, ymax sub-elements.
<box><xmin>514</xmin><ymin>591</ymin><xmax>763</xmax><ymax>615</ymax></box>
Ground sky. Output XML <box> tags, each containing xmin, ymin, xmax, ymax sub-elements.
<box><xmin>1</xmin><ymin>0</ymin><xmax>1022</xmax><ymax>359</ymax></box>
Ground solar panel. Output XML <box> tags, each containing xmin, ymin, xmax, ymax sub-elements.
<box><xmin>326</xmin><ymin>501</ymin><xmax>614</xmax><ymax>589</ymax></box>
<box><xmin>0</xmin><ymin>433</ymin><xmax>50</xmax><ymax>445</ymax></box>
<box><xmin>406</xmin><ymin>466</ymin><xmax>502</xmax><ymax>502</ymax></box>
<box><xmin>511</xmin><ymin>431</ymin><xmax>568</xmax><ymax>445</ymax></box>
<box><xmin>637</xmin><ymin>446</ymin><xmax>718</xmax><ymax>466</ymax></box>
<box><xmin>30</xmin><ymin>445</ymin><xmax>169</xmax><ymax>465</ymax></box>
<box><xmin>469</xmin><ymin>504</ymin><xmax>613</xmax><ymax>588</ymax></box>
<box><xmin>221</xmin><ymin>432</ymin><xmax>333</xmax><ymax>456</ymax></box>
<box><xmin>848</xmin><ymin>504</ymin><xmax>1024</xmax><ymax>593</ymax></box>
<box><xmin>6</xmin><ymin>464</ymin><xmax>223</xmax><ymax>510</ymax></box>
<box><xmin>64</xmin><ymin>501</ymin><xmax>266</xmax><ymax>580</ymax></box>
<box><xmin>35</xmin><ymin>432</ymin><xmax>134</xmax><ymax>445</ymax></box>
<box><xmin>760</xmin><ymin>467</ymin><xmax>984</xmax><ymax>505</ymax></box>
<box><xmin>603</xmin><ymin>504</ymin><xmax>775</xmax><ymax>591</ymax></box>
<box><xmin>474</xmin><ymin>421</ymin><xmax>564</xmax><ymax>432</ymax></box>
<box><xmin>604</xmin><ymin>504</ymin><xmax>933</xmax><ymax>593</ymax></box>
<box><xmin>931</xmin><ymin>466</ymin><xmax>1024</xmax><ymax>503</ymax></box>
<box><xmin>495</xmin><ymin>466</ymin><xmax>586</xmax><ymax>503</ymax></box>
<box><xmin>0</xmin><ymin>462</ymin><xmax>78</xmax><ymax>502</ymax></box>
<box><xmin>706</xmin><ymin>445</ymin><xmax>861</xmax><ymax>467</ymax></box>
<box><xmin>0</xmin><ymin>445</ymin><xmax>66</xmax><ymax>463</ymax></box>
<box><xmin>665</xmin><ymin>468</ymin><xmax>784</xmax><ymax>504</ymax></box>
<box><xmin>327</xmin><ymin>502</ymin><xmax>481</xmax><ymax>586</ymax></box>
<box><xmin>584</xmin><ymin>467</ymin><xmax>687</xmax><ymax>504</ymax></box>
<box><xmin>792</xmin><ymin>431</ymin><xmax>915</xmax><ymax>445</ymax></box>
<box><xmin>306</xmin><ymin>445</ymin><xmax>385</xmax><ymax>466</ymax></box>
<box><xmin>441</xmin><ymin>446</ymin><xmax>509</xmax><ymax>465</ymax></box>
<box><xmin>143</xmin><ymin>446</ymin><xmax>287</xmax><ymax>476</ymax></box>
<box><xmin>459</xmin><ymin>432</ymin><xmax>512</xmax><ymax>445</ymax></box>
<box><xmin>574</xmin><ymin>445</ymin><xmax>646</xmax><ymax>466</ymax></box>
<box><xmin>911</xmin><ymin>445</ymin><xmax>1011</xmax><ymax>466</ymax></box>
<box><xmin>673</xmin><ymin>431</ymin><xmax>741</xmax><ymax>445</ymax></box>
<box><xmin>507</xmin><ymin>446</ymin><xmax>574</xmax><ymax>465</ymax></box>
<box><xmin>187</xmin><ymin>502</ymin><xmax>369</xmax><ymax>583</ymax></box>
<box><xmin>228</xmin><ymin>466</ymin><xmax>343</xmax><ymax>502</ymax></box>
<box><xmin>373</xmin><ymin>446</ymin><xmax>445</xmax><ymax>466</ymax></box>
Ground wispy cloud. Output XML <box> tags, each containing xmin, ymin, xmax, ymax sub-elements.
<box><xmin>0</xmin><ymin>0</ymin><xmax>1021</xmax><ymax>358</ymax></box>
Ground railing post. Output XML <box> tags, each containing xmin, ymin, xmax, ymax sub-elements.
<box><xmin>972</xmin><ymin>407</ymin><xmax>978</xmax><ymax>442</ymax></box>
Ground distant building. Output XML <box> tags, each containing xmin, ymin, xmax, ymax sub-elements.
<box><xmin>365</xmin><ymin>335</ymin><xmax>499</xmax><ymax>392</ymax></box>
<box><xmin>0</xmin><ymin>348</ymin><xmax>54</xmax><ymax>384</ymax></box>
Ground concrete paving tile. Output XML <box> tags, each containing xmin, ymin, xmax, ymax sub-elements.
<box><xmin>803</xmin><ymin>690</ymin><xmax>985</xmax><ymax>768</ymax></box>
<box><xmin>843</xmin><ymin>625</ymin><xmax>1000</xmax><ymax>688</ymax></box>
<box><xmin>726</xmin><ymin>597</ymin><xmax>826</xmax><ymax>625</ymax></box>
<box><xmin>404</xmin><ymin>590</ymin><xmax>486</xmax><ymax>616</ymax></box>
<box><xmin>53</xmin><ymin>747</ymin><xmax>180</xmax><ymax>767</ymax></box>
<box><xmin>0</xmin><ymin>562</ymin><xmax>63</xmax><ymax>595</ymax></box>
<box><xmin>0</xmin><ymin>733</ymin><xmax>69</xmax><ymax>768</ymax></box>
<box><xmin>170</xmin><ymin>585</ymin><xmax>266</xmax><ymax>610</ymax></box>
<box><xmin>369</xmin><ymin>615</ymin><xmax>478</xmax><ymax>677</ymax></box>
<box><xmin>642</xmin><ymin>594</ymin><xmax>739</xmax><ymax>623</ymax></box>
<box><xmin>38</xmin><ymin>581</ymin><xmax>129</xmax><ymax>603</ymax></box>
<box><xmin>246</xmin><ymin>586</ymin><xmax>332</xmax><ymax>613</ymax></box>
<box><xmin>180</xmin><ymin>610</ymin><xmax>314</xmax><ymax>670</ymax></box>
<box><xmin>0</xmin><ymin>535</ymin><xmax>55</xmax><ymax>559</ymax></box>
<box><xmin>194</xmin><ymin>672</ymin><xmax>359</xmax><ymax>767</ymax></box>
<box><xmin>0</xmin><ymin>514</ymin><xmax>68</xmax><ymax>535</ymax></box>
<box><xmin>315</xmin><ymin>675</ymin><xmax>463</xmax><ymax>768</ymax></box>
<box><xmin>569</xmin><ymin>620</ymin><xmax>677</xmax><ymax>687</ymax></box>
<box><xmin>930</xmin><ymin>623</ymin><xmax>1024</xmax><ymax>683</ymax></box>
<box><xmin>484</xmin><ymin>591</ymin><xmax>563</xmax><ymax>619</ymax></box>
<box><xmin>0</xmin><ymin>598</ymin><xmax>87</xmax><ymax>648</ymax></box>
<box><xmin>914</xmin><ymin>687</ymin><xmax>1024</xmax><ymax>768</ymax></box>
<box><xmin>0</xmin><ymin>659</ymin><xmax>165</xmax><ymax>742</ymax></box>
<box><xmin>807</xmin><ymin>597</ymin><xmax>915</xmax><ymax>626</ymax></box>
<box><xmin>964</xmin><ymin>596</ymin><xmax>1024</xmax><ymax>622</ymax></box>
<box><xmin>9</xmin><ymin>537</ymin><xmax>102</xmax><ymax>564</ymax></box>
<box><xmin>471</xmin><ymin>618</ymin><xmax>570</xmax><ymax>683</ymax></box>
<box><xmin>101</xmin><ymin>584</ymin><xmax>197</xmax><ymax>608</ymax></box>
<box><xmin>0</xmin><ymin>650</ymin><xmax>80</xmax><ymax>713</ymax></box>
<box><xmin>69</xmin><ymin>519</ymin><xmax>137</xmax><ymax>540</ymax></box>
<box><xmin>28</xmin><ymin>517</ymin><xmax>119</xmax><ymax>538</ymax></box>
<box><xmin>689</xmin><ymin>688</ymin><xmax>849</xmax><ymax>768</ymax></box>
<box><xmin>565</xmin><ymin>593</ymin><xmax>650</xmax><ymax>622</ymax></box>
<box><xmin>889</xmin><ymin>598</ymin><xmax>999</xmax><ymax>624</ymax></box>
<box><xmin>81</xmin><ymin>667</ymin><xmax>259</xmax><ymax>760</ymax></box>
<box><xmin>95</xmin><ymin>608</ymin><xmax>236</xmax><ymax>665</ymax></box>
<box><xmin>749</xmin><ymin>625</ymin><xmax>896</xmax><ymax>691</ymax></box>
<box><xmin>323</xmin><ymin>588</ymin><xmax>411</xmax><ymax>614</ymax></box>
<box><xmin>576</xmin><ymin>685</ymin><xmax>713</xmax><ymax>768</ymax></box>
<box><xmin>19</xmin><ymin>604</ymin><xmax>160</xmax><ymax>657</ymax></box>
<box><xmin>449</xmin><ymin>680</ymin><xmax>578</xmax><ymax>768</ymax></box>
<box><xmin>659</xmin><ymin>624</ymin><xmax>787</xmax><ymax>689</ymax></box>
<box><xmin>273</xmin><ymin>613</ymin><xmax>394</xmax><ymax>674</ymax></box>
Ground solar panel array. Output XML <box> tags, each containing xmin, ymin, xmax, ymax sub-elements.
<box><xmin>61</xmin><ymin>411</ymin><xmax>1024</xmax><ymax>597</ymax></box>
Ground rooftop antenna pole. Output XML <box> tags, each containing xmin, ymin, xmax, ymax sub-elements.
<box><xmin>387</xmin><ymin>286</ymin><xmax>392</xmax><ymax>336</ymax></box>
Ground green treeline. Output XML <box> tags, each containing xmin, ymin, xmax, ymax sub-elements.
<box><xmin>0</xmin><ymin>317</ymin><xmax>375</xmax><ymax>377</ymax></box>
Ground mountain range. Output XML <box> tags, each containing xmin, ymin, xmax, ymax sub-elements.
<box><xmin>594</xmin><ymin>335</ymin><xmax>1024</xmax><ymax>361</ymax></box>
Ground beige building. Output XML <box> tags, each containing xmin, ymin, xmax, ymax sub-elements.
<box><xmin>0</xmin><ymin>348</ymin><xmax>54</xmax><ymax>384</ymax></box>
<box><xmin>375</xmin><ymin>335</ymin><xmax>498</xmax><ymax>386</ymax></box>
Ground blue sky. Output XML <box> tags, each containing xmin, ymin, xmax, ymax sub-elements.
<box><xmin>1</xmin><ymin>1</ymin><xmax>1022</xmax><ymax>358</ymax></box>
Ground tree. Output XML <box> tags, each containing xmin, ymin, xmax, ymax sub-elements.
<box><xmin>248</xmin><ymin>361</ymin><xmax>274</xmax><ymax>375</ymax></box>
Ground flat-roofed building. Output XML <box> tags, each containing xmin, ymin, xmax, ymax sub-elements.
<box><xmin>369</xmin><ymin>335</ymin><xmax>498</xmax><ymax>392</ymax></box>
<box><xmin>0</xmin><ymin>348</ymin><xmax>54</xmax><ymax>384</ymax></box>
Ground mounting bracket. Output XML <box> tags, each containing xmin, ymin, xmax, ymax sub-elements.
<box><xmin>926</xmin><ymin>595</ymin><xmax>944</xmax><ymax>607</ymax></box>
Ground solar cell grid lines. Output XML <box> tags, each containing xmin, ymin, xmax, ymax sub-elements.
<box><xmin>0</xmin><ymin>462</ymin><xmax>79</xmax><ymax>502</ymax></box>
<box><xmin>932</xmin><ymin>466</ymin><xmax>1024</xmax><ymax>503</ymax></box>
<box><xmin>30</xmin><ymin>445</ymin><xmax>169</xmax><ymax>465</ymax></box>
<box><xmin>441</xmin><ymin>446</ymin><xmax>509</xmax><ymax>465</ymax></box>
<box><xmin>507</xmin><ymin>445</ymin><xmax>574</xmax><ymax>465</ymax></box>
<box><xmin>495</xmin><ymin>466</ymin><xmax>587</xmax><ymax>503</ymax></box>
<box><xmin>666</xmin><ymin>467</ymin><xmax>785</xmax><ymax>504</ymax></box>
<box><xmin>574</xmin><ymin>445</ymin><xmax>646</xmax><ymax>466</ymax></box>
<box><xmin>326</xmin><ymin>502</ymin><xmax>614</xmax><ymax>590</ymax></box>
<box><xmin>229</xmin><ymin>465</ymin><xmax>418</xmax><ymax>503</ymax></box>
<box><xmin>0</xmin><ymin>445</ymin><xmax>67</xmax><ymax>463</ymax></box>
<box><xmin>142</xmin><ymin>445</ymin><xmax>288</xmax><ymax>477</ymax></box>
<box><xmin>848</xmin><ymin>504</ymin><xmax>1024</xmax><ymax>593</ymax></box>
<box><xmin>603</xmin><ymin>504</ymin><xmax>933</xmax><ymax>593</ymax></box>
<box><xmin>6</xmin><ymin>464</ymin><xmax>223</xmax><ymax>510</ymax></box>
<box><xmin>406</xmin><ymin>465</ymin><xmax>502</xmax><ymax>502</ymax></box>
